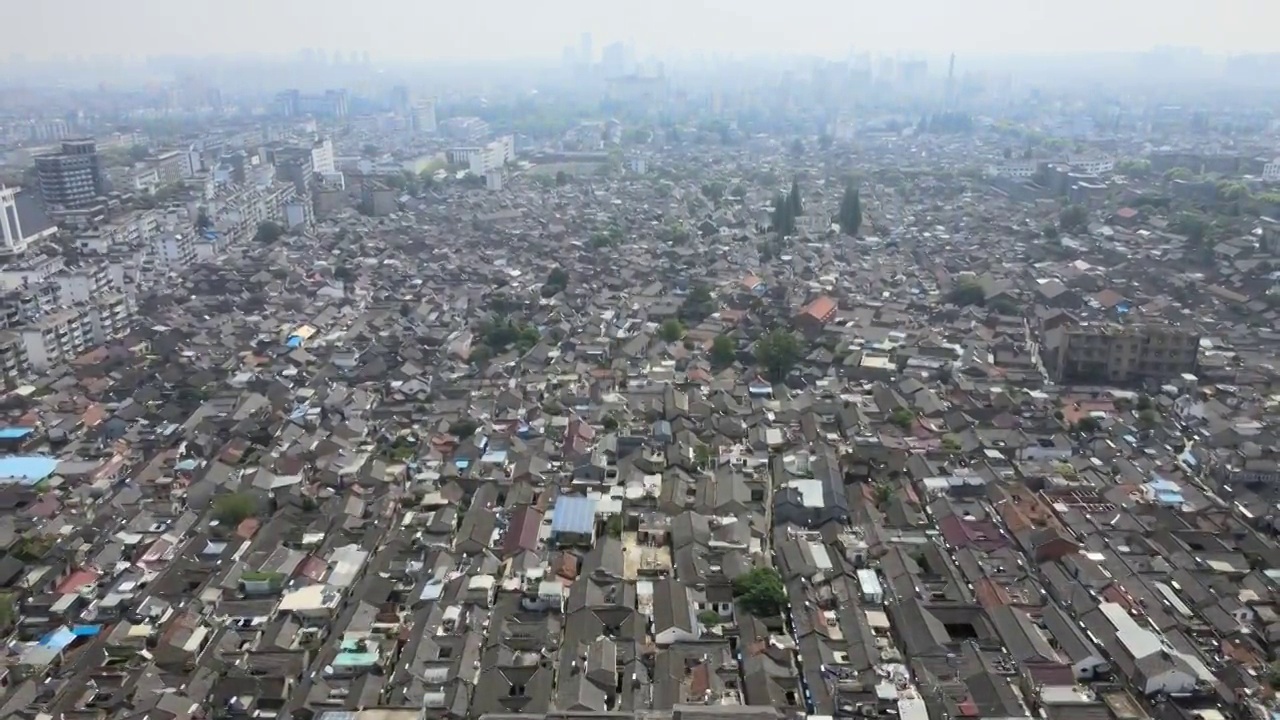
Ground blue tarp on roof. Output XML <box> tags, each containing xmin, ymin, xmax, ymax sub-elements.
<box><xmin>286</xmin><ymin>336</ymin><xmax>304</xmax><ymax>348</ymax></box>
<box><xmin>0</xmin><ymin>427</ymin><xmax>35</xmax><ymax>440</ymax></box>
<box><xmin>0</xmin><ymin>456</ymin><xmax>59</xmax><ymax>485</ymax></box>
<box><xmin>551</xmin><ymin>495</ymin><xmax>598</xmax><ymax>535</ymax></box>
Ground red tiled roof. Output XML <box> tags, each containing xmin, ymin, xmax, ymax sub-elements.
<box><xmin>800</xmin><ymin>296</ymin><xmax>837</xmax><ymax>321</ymax></box>
<box><xmin>501</xmin><ymin>505</ymin><xmax>544</xmax><ymax>558</ymax></box>
<box><xmin>56</xmin><ymin>569</ymin><xmax>100</xmax><ymax>595</ymax></box>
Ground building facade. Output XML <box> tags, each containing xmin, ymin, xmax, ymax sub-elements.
<box><xmin>1046</xmin><ymin>323</ymin><xmax>1200</xmax><ymax>384</ymax></box>
<box><xmin>35</xmin><ymin>139</ymin><xmax>106</xmax><ymax>210</ymax></box>
<box><xmin>1263</xmin><ymin>159</ymin><xmax>1280</xmax><ymax>183</ymax></box>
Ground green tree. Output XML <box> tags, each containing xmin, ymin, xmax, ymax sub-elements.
<box><xmin>605</xmin><ymin>514</ymin><xmax>624</xmax><ymax>538</ymax></box>
<box><xmin>946</xmin><ymin>280</ymin><xmax>986</xmax><ymax>307</ymax></box>
<box><xmin>214</xmin><ymin>493</ymin><xmax>257</xmax><ymax>525</ymax></box>
<box><xmin>449</xmin><ymin>419</ymin><xmax>479</xmax><ymax>439</ymax></box>
<box><xmin>542</xmin><ymin>267</ymin><xmax>569</xmax><ymax>297</ymax></box>
<box><xmin>710</xmin><ymin>335</ymin><xmax>735</xmax><ymax>368</ymax></box>
<box><xmin>698</xmin><ymin>609</ymin><xmax>722</xmax><ymax>627</ymax></box>
<box><xmin>659</xmin><ymin>319</ymin><xmax>685</xmax><ymax>342</ymax></box>
<box><xmin>755</xmin><ymin>330</ymin><xmax>803</xmax><ymax>382</ymax></box>
<box><xmin>1041</xmin><ymin>223</ymin><xmax>1058</xmax><ymax>239</ymax></box>
<box><xmin>890</xmin><ymin>408</ymin><xmax>914</xmax><ymax>429</ymax></box>
<box><xmin>679</xmin><ymin>283</ymin><xmax>716</xmax><ymax>323</ymax></box>
<box><xmin>1135</xmin><ymin>394</ymin><xmax>1153</xmax><ymax>411</ymax></box>
<box><xmin>253</xmin><ymin>221</ymin><xmax>285</xmax><ymax>244</ymax></box>
<box><xmin>1059</xmin><ymin>205</ymin><xmax>1089</xmax><ymax>233</ymax></box>
<box><xmin>700</xmin><ymin>181</ymin><xmax>727</xmax><ymax>203</ymax></box>
<box><xmin>837</xmin><ymin>184</ymin><xmax>862</xmax><ymax>236</ymax></box>
<box><xmin>871</xmin><ymin>483</ymin><xmax>893</xmax><ymax>507</ymax></box>
<box><xmin>772</xmin><ymin>193</ymin><xmax>795</xmax><ymax>236</ymax></box>
<box><xmin>1074</xmin><ymin>416</ymin><xmax>1102</xmax><ymax>433</ymax></box>
<box><xmin>1116</xmin><ymin>158</ymin><xmax>1151</xmax><ymax>178</ymax></box>
<box><xmin>1138</xmin><ymin>409</ymin><xmax>1158</xmax><ymax>428</ymax></box>
<box><xmin>789</xmin><ymin>177</ymin><xmax>803</xmax><ymax>217</ymax></box>
<box><xmin>1171</xmin><ymin>213</ymin><xmax>1209</xmax><ymax>245</ymax></box>
<box><xmin>789</xmin><ymin>138</ymin><xmax>805</xmax><ymax>156</ymax></box>
<box><xmin>733</xmin><ymin>567</ymin><xmax>788</xmax><ymax>617</ymax></box>
<box><xmin>1164</xmin><ymin>167</ymin><xmax>1193</xmax><ymax>182</ymax></box>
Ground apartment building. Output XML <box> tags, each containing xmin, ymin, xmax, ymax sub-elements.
<box><xmin>1044</xmin><ymin>323</ymin><xmax>1200</xmax><ymax>384</ymax></box>
<box><xmin>0</xmin><ymin>255</ymin><xmax>66</xmax><ymax>292</ymax></box>
<box><xmin>0</xmin><ymin>332</ymin><xmax>29</xmax><ymax>389</ymax></box>
<box><xmin>1264</xmin><ymin>158</ymin><xmax>1280</xmax><ymax>183</ymax></box>
<box><xmin>17</xmin><ymin>293</ymin><xmax>134</xmax><ymax>373</ymax></box>
<box><xmin>1067</xmin><ymin>154</ymin><xmax>1116</xmax><ymax>175</ymax></box>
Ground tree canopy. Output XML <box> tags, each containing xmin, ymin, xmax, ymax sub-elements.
<box><xmin>253</xmin><ymin>221</ymin><xmax>285</xmax><ymax>244</ymax></box>
<box><xmin>772</xmin><ymin>193</ymin><xmax>796</xmax><ymax>236</ymax></box>
<box><xmin>679</xmin><ymin>284</ymin><xmax>717</xmax><ymax>323</ymax></box>
<box><xmin>658</xmin><ymin>319</ymin><xmax>685</xmax><ymax>343</ymax></box>
<box><xmin>837</xmin><ymin>184</ymin><xmax>862</xmax><ymax>236</ymax></box>
<box><xmin>1059</xmin><ymin>205</ymin><xmax>1089</xmax><ymax>233</ymax></box>
<box><xmin>755</xmin><ymin>330</ymin><xmax>803</xmax><ymax>383</ymax></box>
<box><xmin>710</xmin><ymin>335</ymin><xmax>735</xmax><ymax>368</ymax></box>
<box><xmin>946</xmin><ymin>280</ymin><xmax>986</xmax><ymax>307</ymax></box>
<box><xmin>214</xmin><ymin>492</ymin><xmax>257</xmax><ymax>526</ymax></box>
<box><xmin>789</xmin><ymin>177</ymin><xmax>803</xmax><ymax>217</ymax></box>
<box><xmin>542</xmin><ymin>268</ymin><xmax>569</xmax><ymax>297</ymax></box>
<box><xmin>733</xmin><ymin>567</ymin><xmax>788</xmax><ymax>617</ymax></box>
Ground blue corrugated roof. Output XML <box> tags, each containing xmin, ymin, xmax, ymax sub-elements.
<box><xmin>551</xmin><ymin>495</ymin><xmax>598</xmax><ymax>534</ymax></box>
<box><xmin>0</xmin><ymin>427</ymin><xmax>35</xmax><ymax>439</ymax></box>
<box><xmin>0</xmin><ymin>456</ymin><xmax>58</xmax><ymax>485</ymax></box>
<box><xmin>286</xmin><ymin>336</ymin><xmax>304</xmax><ymax>348</ymax></box>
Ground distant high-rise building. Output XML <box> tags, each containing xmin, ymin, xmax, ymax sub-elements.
<box><xmin>579</xmin><ymin>33</ymin><xmax>593</xmax><ymax>66</ymax></box>
<box><xmin>390</xmin><ymin>85</ymin><xmax>411</xmax><ymax>114</ymax></box>
<box><xmin>274</xmin><ymin>89</ymin><xmax>348</xmax><ymax>119</ymax></box>
<box><xmin>35</xmin><ymin>139</ymin><xmax>105</xmax><ymax>210</ymax></box>
<box><xmin>410</xmin><ymin>99</ymin><xmax>437</xmax><ymax>134</ymax></box>
<box><xmin>601</xmin><ymin>42</ymin><xmax>634</xmax><ymax>78</ymax></box>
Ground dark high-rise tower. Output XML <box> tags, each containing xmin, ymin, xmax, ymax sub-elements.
<box><xmin>35</xmin><ymin>139</ymin><xmax>105</xmax><ymax>210</ymax></box>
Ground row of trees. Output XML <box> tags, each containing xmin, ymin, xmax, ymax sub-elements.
<box><xmin>836</xmin><ymin>184</ymin><xmax>863</xmax><ymax>236</ymax></box>
<box><xmin>771</xmin><ymin>178</ymin><xmax>804</xmax><ymax>236</ymax></box>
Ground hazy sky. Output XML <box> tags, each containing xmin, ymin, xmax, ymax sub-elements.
<box><xmin>10</xmin><ymin>0</ymin><xmax>1278</xmax><ymax>61</ymax></box>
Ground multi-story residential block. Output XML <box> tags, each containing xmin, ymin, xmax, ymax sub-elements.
<box><xmin>0</xmin><ymin>332</ymin><xmax>29</xmax><ymax>389</ymax></box>
<box><xmin>19</xmin><ymin>307</ymin><xmax>94</xmax><ymax>371</ymax></box>
<box><xmin>1044</xmin><ymin>322</ymin><xmax>1200</xmax><ymax>384</ymax></box>
<box><xmin>1263</xmin><ymin>158</ymin><xmax>1280</xmax><ymax>183</ymax></box>
<box><xmin>987</xmin><ymin>160</ymin><xmax>1039</xmax><ymax>178</ymax></box>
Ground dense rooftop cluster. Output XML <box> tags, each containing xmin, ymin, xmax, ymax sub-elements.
<box><xmin>2</xmin><ymin>82</ymin><xmax>1280</xmax><ymax>720</ymax></box>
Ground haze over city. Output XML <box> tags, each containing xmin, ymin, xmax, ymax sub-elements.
<box><xmin>8</xmin><ymin>0</ymin><xmax>1279</xmax><ymax>62</ymax></box>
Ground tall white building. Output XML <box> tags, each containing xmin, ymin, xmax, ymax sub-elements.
<box><xmin>0</xmin><ymin>186</ymin><xmax>25</xmax><ymax>256</ymax></box>
<box><xmin>310</xmin><ymin>137</ymin><xmax>336</xmax><ymax>175</ymax></box>
<box><xmin>468</xmin><ymin>136</ymin><xmax>516</xmax><ymax>176</ymax></box>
